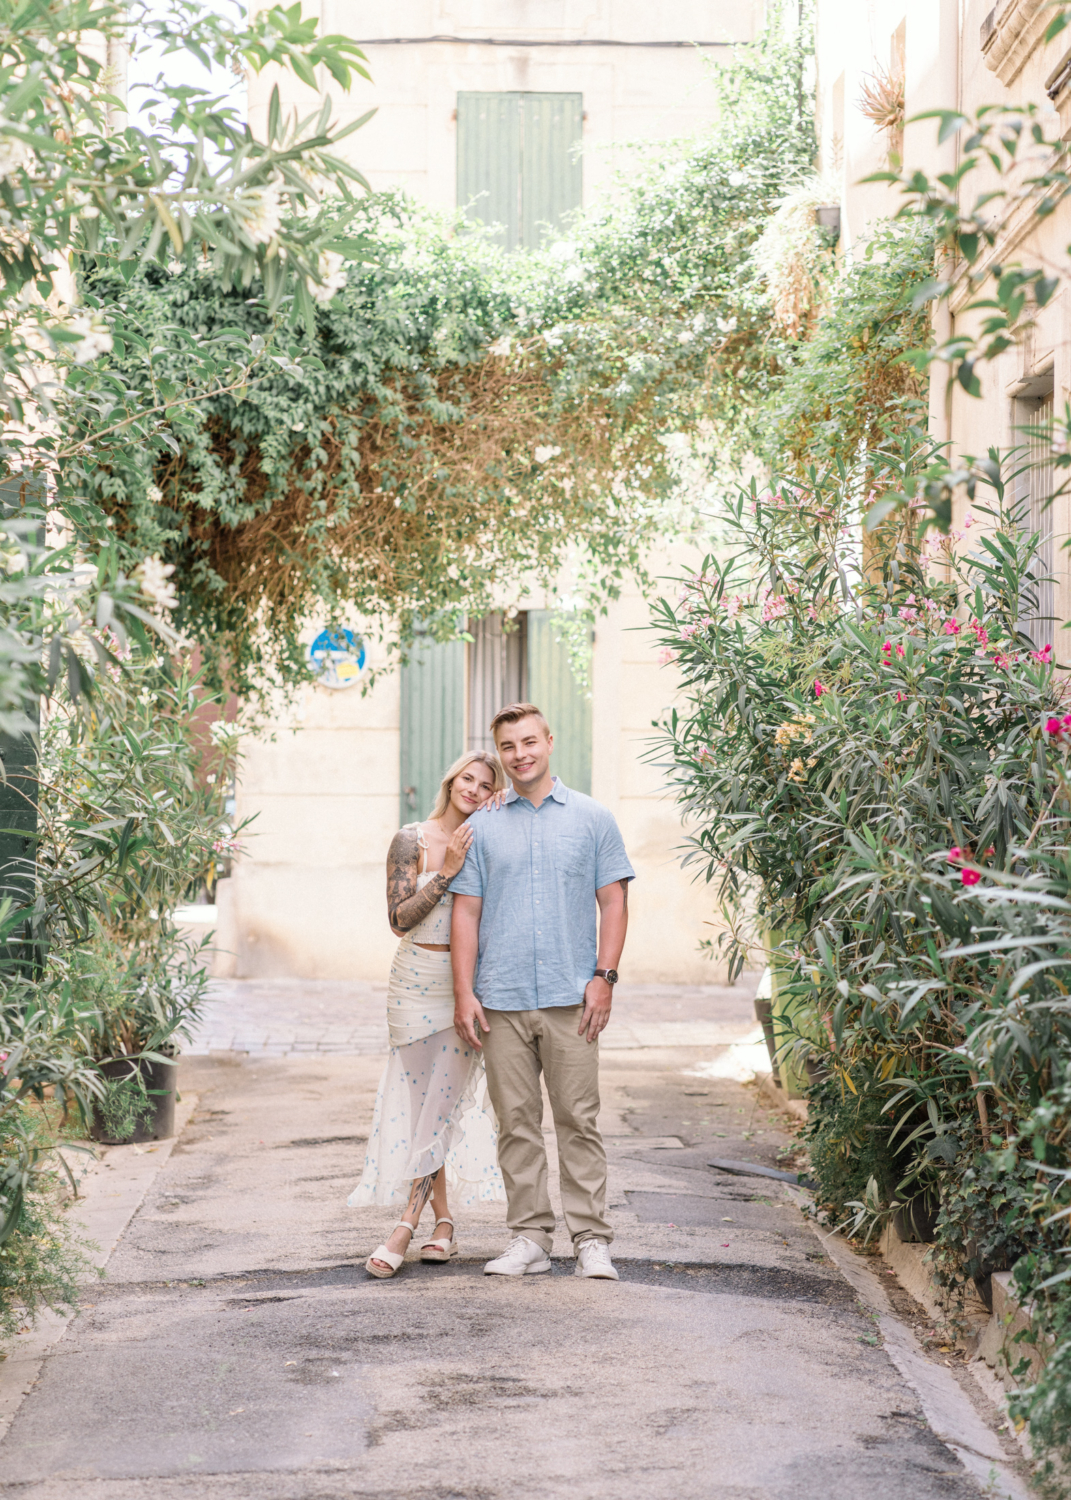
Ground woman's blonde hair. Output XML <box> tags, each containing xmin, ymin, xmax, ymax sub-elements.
<box><xmin>428</xmin><ymin>750</ymin><xmax>505</xmax><ymax>820</ymax></box>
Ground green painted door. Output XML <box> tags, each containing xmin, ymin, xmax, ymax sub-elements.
<box><xmin>457</xmin><ymin>92</ymin><xmax>582</xmax><ymax>250</ymax></box>
<box><xmin>399</xmin><ymin>634</ymin><xmax>465</xmax><ymax>826</ymax></box>
<box><xmin>527</xmin><ymin>611</ymin><xmax>592</xmax><ymax>795</ymax></box>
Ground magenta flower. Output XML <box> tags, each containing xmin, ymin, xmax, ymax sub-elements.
<box><xmin>1046</xmin><ymin>718</ymin><xmax>1064</xmax><ymax>736</ymax></box>
<box><xmin>894</xmin><ymin>692</ymin><xmax>905</xmax><ymax>702</ymax></box>
<box><xmin>944</xmin><ymin>620</ymin><xmax>961</xmax><ymax>636</ymax></box>
<box><xmin>961</xmin><ymin>868</ymin><xmax>981</xmax><ymax>887</ymax></box>
<box><xmin>1032</xmin><ymin>643</ymin><xmax>1054</xmax><ymax>664</ymax></box>
<box><xmin>814</xmin><ymin>679</ymin><xmax>826</xmax><ymax>697</ymax></box>
<box><xmin>947</xmin><ymin>846</ymin><xmax>963</xmax><ymax>863</ymax></box>
<box><xmin>896</xmin><ymin>644</ymin><xmax>905</xmax><ymax>658</ymax></box>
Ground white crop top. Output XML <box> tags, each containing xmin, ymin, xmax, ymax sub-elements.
<box><xmin>406</xmin><ymin>824</ymin><xmax>454</xmax><ymax>945</ymax></box>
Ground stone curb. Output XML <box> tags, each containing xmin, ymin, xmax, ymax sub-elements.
<box><xmin>794</xmin><ymin>1196</ymin><xmax>1032</xmax><ymax>1499</ymax></box>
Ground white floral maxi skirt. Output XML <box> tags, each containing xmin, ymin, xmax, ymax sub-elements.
<box><xmin>348</xmin><ymin>935</ymin><xmax>505</xmax><ymax>1208</ymax></box>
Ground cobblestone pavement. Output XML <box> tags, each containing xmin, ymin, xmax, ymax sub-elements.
<box><xmin>187</xmin><ymin>978</ymin><xmax>765</xmax><ymax>1057</ymax></box>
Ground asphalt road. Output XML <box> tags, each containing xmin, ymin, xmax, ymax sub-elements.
<box><xmin>0</xmin><ymin>983</ymin><xmax>1026</xmax><ymax>1499</ymax></box>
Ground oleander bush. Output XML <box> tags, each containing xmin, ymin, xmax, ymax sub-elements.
<box><xmin>655</xmin><ymin>457</ymin><xmax>1071</xmax><ymax>1484</ymax></box>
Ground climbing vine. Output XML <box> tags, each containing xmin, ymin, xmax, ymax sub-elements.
<box><xmin>65</xmin><ymin>20</ymin><xmax>817</xmax><ymax>701</ymax></box>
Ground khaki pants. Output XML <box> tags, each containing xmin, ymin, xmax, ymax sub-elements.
<box><xmin>482</xmin><ymin>1004</ymin><xmax>611</xmax><ymax>1253</ymax></box>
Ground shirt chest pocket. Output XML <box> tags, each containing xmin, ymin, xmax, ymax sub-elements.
<box><xmin>553</xmin><ymin>833</ymin><xmax>591</xmax><ymax>876</ymax></box>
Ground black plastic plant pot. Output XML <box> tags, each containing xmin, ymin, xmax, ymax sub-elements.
<box><xmin>892</xmin><ymin>1191</ymin><xmax>940</xmax><ymax>1244</ymax></box>
<box><xmin>803</xmin><ymin>1053</ymin><xmax>830</xmax><ymax>1089</ymax></box>
<box><xmin>90</xmin><ymin>1052</ymin><xmax>178</xmax><ymax>1145</ymax></box>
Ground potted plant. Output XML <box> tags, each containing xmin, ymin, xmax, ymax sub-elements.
<box><xmin>66</xmin><ymin>927</ymin><xmax>211</xmax><ymax>1144</ymax></box>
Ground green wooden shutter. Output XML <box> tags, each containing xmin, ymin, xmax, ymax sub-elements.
<box><xmin>527</xmin><ymin>611</ymin><xmax>592</xmax><ymax>795</ymax></box>
<box><xmin>457</xmin><ymin>92</ymin><xmax>582</xmax><ymax>251</ymax></box>
<box><xmin>399</xmin><ymin>634</ymin><xmax>465</xmax><ymax>824</ymax></box>
<box><xmin>457</xmin><ymin>92</ymin><xmax>523</xmax><ymax>250</ymax></box>
<box><xmin>522</xmin><ymin>94</ymin><xmax>583</xmax><ymax>248</ymax></box>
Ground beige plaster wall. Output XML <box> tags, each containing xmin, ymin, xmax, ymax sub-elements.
<box><xmin>248</xmin><ymin>1</ymin><xmax>762</xmax><ymax>213</ymax></box>
<box><xmin>231</xmin><ymin>641</ymin><xmax>403</xmax><ymax>981</ymax></box>
<box><xmin>231</xmin><ymin>547</ymin><xmax>726</xmax><ymax>983</ymax></box>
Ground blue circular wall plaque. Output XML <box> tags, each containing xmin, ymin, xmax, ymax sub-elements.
<box><xmin>308</xmin><ymin>627</ymin><xmax>366</xmax><ymax>689</ymax></box>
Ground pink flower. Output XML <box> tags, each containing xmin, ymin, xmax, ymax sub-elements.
<box><xmin>681</xmin><ymin>623</ymin><xmax>699</xmax><ymax>639</ymax></box>
<box><xmin>1031</xmin><ymin>643</ymin><xmax>1053</xmax><ymax>664</ymax></box>
<box><xmin>961</xmin><ymin>868</ymin><xmax>981</xmax><ymax>886</ymax></box>
<box><xmin>1063</xmin><ymin>715</ymin><xmax>1071</xmax><ymax>729</ymax></box>
<box><xmin>806</xmin><ymin>604</ymin><xmax>819</xmax><ymax>621</ymax></box>
<box><xmin>761</xmin><ymin>594</ymin><xmax>789</xmax><ymax>622</ymax></box>
<box><xmin>985</xmin><ymin>846</ymin><xmax>995</xmax><ymax>857</ymax></box>
<box><xmin>723</xmin><ymin>594</ymin><xmax>745</xmax><ymax>620</ymax></box>
<box><xmin>894</xmin><ymin>692</ymin><xmax>905</xmax><ymax>702</ymax></box>
<box><xmin>896</xmin><ymin>644</ymin><xmax>905</xmax><ymax>658</ymax></box>
<box><xmin>1046</xmin><ymin>718</ymin><xmax>1064</xmax><ymax>736</ymax></box>
<box><xmin>898</xmin><ymin>607</ymin><xmax>918</xmax><ymax>622</ymax></box>
<box><xmin>992</xmin><ymin>652</ymin><xmax>1011</xmax><ymax>670</ymax></box>
<box><xmin>658</xmin><ymin>647</ymin><xmax>675</xmax><ymax>666</ymax></box>
<box><xmin>882</xmin><ymin>640</ymin><xmax>893</xmax><ymax>656</ymax></box>
<box><xmin>969</xmin><ymin>619</ymin><xmax>989</xmax><ymax>647</ymax></box>
<box><xmin>947</xmin><ymin>846</ymin><xmax>963</xmax><ymax>863</ymax></box>
<box><xmin>944</xmin><ymin>620</ymin><xmax>961</xmax><ymax>636</ymax></box>
<box><xmin>814</xmin><ymin>679</ymin><xmax>826</xmax><ymax>697</ymax></box>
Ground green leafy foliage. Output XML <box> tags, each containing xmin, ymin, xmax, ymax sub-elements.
<box><xmin>51</xmin><ymin>23</ymin><xmax>817</xmax><ymax>700</ymax></box>
<box><xmin>0</xmin><ymin>1108</ymin><xmax>93</xmax><ymax>1338</ymax></box>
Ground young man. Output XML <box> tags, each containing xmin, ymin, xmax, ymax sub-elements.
<box><xmin>450</xmin><ymin>702</ymin><xmax>634</xmax><ymax>1280</ymax></box>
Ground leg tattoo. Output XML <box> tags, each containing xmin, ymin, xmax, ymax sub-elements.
<box><xmin>409</xmin><ymin>1168</ymin><xmax>442</xmax><ymax>1218</ymax></box>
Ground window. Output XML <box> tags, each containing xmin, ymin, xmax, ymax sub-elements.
<box><xmin>456</xmin><ymin>92</ymin><xmax>582</xmax><ymax>250</ymax></box>
<box><xmin>467</xmin><ymin>612</ymin><xmax>526</xmax><ymax>754</ymax></box>
<box><xmin>399</xmin><ymin>609</ymin><xmax>593</xmax><ymax>820</ymax></box>
<box><xmin>1018</xmin><ymin>387</ymin><xmax>1056</xmax><ymax>646</ymax></box>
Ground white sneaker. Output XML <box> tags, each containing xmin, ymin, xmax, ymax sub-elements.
<box><xmin>483</xmin><ymin>1236</ymin><xmax>552</xmax><ymax>1276</ymax></box>
<box><xmin>575</xmin><ymin>1241</ymin><xmax>619</xmax><ymax>1280</ymax></box>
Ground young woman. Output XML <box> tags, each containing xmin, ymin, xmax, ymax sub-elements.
<box><xmin>349</xmin><ymin>750</ymin><xmax>507</xmax><ymax>1277</ymax></box>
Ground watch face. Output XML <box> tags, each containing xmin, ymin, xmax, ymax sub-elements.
<box><xmin>605</xmin><ymin>969</ymin><xmax>619</xmax><ymax>985</ymax></box>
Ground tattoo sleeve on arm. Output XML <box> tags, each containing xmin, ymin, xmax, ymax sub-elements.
<box><xmin>387</xmin><ymin>827</ymin><xmax>450</xmax><ymax>934</ymax></box>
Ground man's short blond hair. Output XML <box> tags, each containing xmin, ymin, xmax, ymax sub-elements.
<box><xmin>489</xmin><ymin>702</ymin><xmax>551</xmax><ymax>741</ymax></box>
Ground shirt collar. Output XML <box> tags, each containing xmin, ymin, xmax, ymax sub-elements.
<box><xmin>503</xmin><ymin>776</ymin><xmax>569</xmax><ymax>806</ymax></box>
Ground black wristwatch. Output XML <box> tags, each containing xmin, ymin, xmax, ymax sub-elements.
<box><xmin>595</xmin><ymin>968</ymin><xmax>619</xmax><ymax>985</ymax></box>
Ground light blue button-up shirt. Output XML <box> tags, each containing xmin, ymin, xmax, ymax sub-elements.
<box><xmin>449</xmin><ymin>777</ymin><xmax>635</xmax><ymax>1011</ymax></box>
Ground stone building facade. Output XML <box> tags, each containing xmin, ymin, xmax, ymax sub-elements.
<box><xmin>215</xmin><ymin>2</ymin><xmax>762</xmax><ymax>982</ymax></box>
